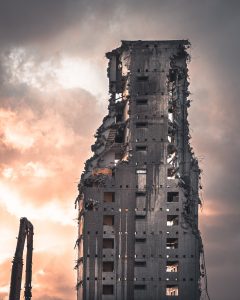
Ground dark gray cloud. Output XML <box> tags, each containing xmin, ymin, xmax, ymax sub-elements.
<box><xmin>0</xmin><ymin>0</ymin><xmax>79</xmax><ymax>45</ymax></box>
<box><xmin>0</xmin><ymin>0</ymin><xmax>239</xmax><ymax>299</ymax></box>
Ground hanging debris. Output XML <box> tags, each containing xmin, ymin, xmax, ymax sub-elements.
<box><xmin>74</xmin><ymin>40</ymin><xmax>208</xmax><ymax>300</ymax></box>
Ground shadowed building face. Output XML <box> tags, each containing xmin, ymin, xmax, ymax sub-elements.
<box><xmin>76</xmin><ymin>40</ymin><xmax>204</xmax><ymax>300</ymax></box>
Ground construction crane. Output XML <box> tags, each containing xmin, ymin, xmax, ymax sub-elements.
<box><xmin>9</xmin><ymin>217</ymin><xmax>34</xmax><ymax>300</ymax></box>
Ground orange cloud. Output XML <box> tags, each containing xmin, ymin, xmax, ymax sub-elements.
<box><xmin>0</xmin><ymin>85</ymin><xmax>105</xmax><ymax>299</ymax></box>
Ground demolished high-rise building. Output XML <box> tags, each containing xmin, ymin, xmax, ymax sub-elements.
<box><xmin>75</xmin><ymin>40</ymin><xmax>204</xmax><ymax>300</ymax></box>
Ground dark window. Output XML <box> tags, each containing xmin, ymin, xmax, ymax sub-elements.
<box><xmin>136</xmin><ymin>122</ymin><xmax>148</xmax><ymax>128</ymax></box>
<box><xmin>103</xmin><ymin>261</ymin><xmax>114</xmax><ymax>272</ymax></box>
<box><xmin>103</xmin><ymin>238</ymin><xmax>114</xmax><ymax>249</ymax></box>
<box><xmin>134</xmin><ymin>284</ymin><xmax>146</xmax><ymax>290</ymax></box>
<box><xmin>135</xmin><ymin>238</ymin><xmax>146</xmax><ymax>243</ymax></box>
<box><xmin>167</xmin><ymin>215</ymin><xmax>179</xmax><ymax>226</ymax></box>
<box><xmin>166</xmin><ymin>238</ymin><xmax>178</xmax><ymax>249</ymax></box>
<box><xmin>167</xmin><ymin>168</ymin><xmax>176</xmax><ymax>179</ymax></box>
<box><xmin>136</xmin><ymin>145</ymin><xmax>147</xmax><ymax>151</ymax></box>
<box><xmin>136</xmin><ymin>191</ymin><xmax>146</xmax><ymax>196</ymax></box>
<box><xmin>136</xmin><ymin>99</ymin><xmax>148</xmax><ymax>105</ymax></box>
<box><xmin>103</xmin><ymin>215</ymin><xmax>114</xmax><ymax>226</ymax></box>
<box><xmin>103</xmin><ymin>285</ymin><xmax>114</xmax><ymax>295</ymax></box>
<box><xmin>135</xmin><ymin>261</ymin><xmax>146</xmax><ymax>267</ymax></box>
<box><xmin>135</xmin><ymin>214</ymin><xmax>146</xmax><ymax>220</ymax></box>
<box><xmin>104</xmin><ymin>192</ymin><xmax>115</xmax><ymax>203</ymax></box>
<box><xmin>167</xmin><ymin>192</ymin><xmax>179</xmax><ymax>202</ymax></box>
<box><xmin>137</xmin><ymin>75</ymin><xmax>148</xmax><ymax>81</ymax></box>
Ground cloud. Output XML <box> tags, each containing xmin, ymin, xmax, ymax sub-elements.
<box><xmin>0</xmin><ymin>86</ymin><xmax>104</xmax><ymax>209</ymax></box>
<box><xmin>0</xmin><ymin>251</ymin><xmax>76</xmax><ymax>300</ymax></box>
<box><xmin>0</xmin><ymin>65</ymin><xmax>104</xmax><ymax>299</ymax></box>
<box><xmin>0</xmin><ymin>0</ymin><xmax>240</xmax><ymax>299</ymax></box>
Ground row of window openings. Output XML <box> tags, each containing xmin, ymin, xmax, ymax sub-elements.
<box><xmin>103</xmin><ymin>192</ymin><xmax>179</xmax><ymax>203</ymax></box>
<box><xmin>136</xmin><ymin>114</ymin><xmax>170</xmax><ymax>123</ymax></box>
<box><xmin>87</xmin><ymin>229</ymin><xmax>187</xmax><ymax>236</ymax></box>
<box><xmin>102</xmin><ymin>208</ymin><xmax>179</xmax><ymax>213</ymax></box>
<box><xmin>102</xmin><ymin>260</ymin><xmax>195</xmax><ymax>280</ymax></box>
<box><xmin>102</xmin><ymin>263</ymin><xmax>178</xmax><ymax>275</ymax></box>
<box><xmin>134</xmin><ymin>261</ymin><xmax>178</xmax><ymax>269</ymax></box>
<box><xmin>134</xmin><ymin>238</ymin><xmax>179</xmax><ymax>250</ymax></box>
<box><xmin>84</xmin><ymin>206</ymin><xmax>179</xmax><ymax>213</ymax></box>
<box><xmin>92</xmin><ymin>227</ymin><xmax>180</xmax><ymax>237</ymax></box>
<box><xmin>105</xmin><ymin>185</ymin><xmax>180</xmax><ymax>190</ymax></box>
<box><xmin>103</xmin><ymin>230</ymin><xmax>178</xmax><ymax>235</ymax></box>
<box><xmin>135</xmin><ymin>285</ymin><xmax>179</xmax><ymax>297</ymax></box>
<box><xmin>101</xmin><ymin>237</ymin><xmax>178</xmax><ymax>250</ymax></box>
<box><xmin>102</xmin><ymin>268</ymin><xmax>190</xmax><ymax>283</ymax></box>
<box><xmin>103</xmin><ymin>214</ymin><xmax>179</xmax><ymax>225</ymax></box>
<box><xmin>102</xmin><ymin>261</ymin><xmax>178</xmax><ymax>274</ymax></box>
<box><xmin>135</xmin><ymin>212</ymin><xmax>179</xmax><ymax>221</ymax></box>
<box><xmin>135</xmin><ymin>137</ymin><xmax>171</xmax><ymax>144</ymax></box>
<box><xmin>102</xmin><ymin>284</ymin><xmax>179</xmax><ymax>296</ymax></box>
<box><xmin>103</xmin><ymin>207</ymin><xmax>178</xmax><ymax>217</ymax></box>
<box><xmin>100</xmin><ymin>278</ymin><xmax>194</xmax><ymax>282</ymax></box>
<box><xmin>135</xmin><ymin>113</ymin><xmax>168</xmax><ymax>127</ymax></box>
<box><xmin>137</xmin><ymin>67</ymin><xmax>164</xmax><ymax>73</ymax></box>
<box><xmin>135</xmin><ymin>138</ymin><xmax>165</xmax><ymax>142</ymax></box>
<box><xmin>87</xmin><ymin>253</ymin><xmax>194</xmax><ymax>259</ymax></box>
<box><xmin>134</xmin><ymin>254</ymin><xmax>194</xmax><ymax>259</ymax></box>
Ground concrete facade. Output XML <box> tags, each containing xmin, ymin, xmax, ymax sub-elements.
<box><xmin>75</xmin><ymin>40</ymin><xmax>202</xmax><ymax>300</ymax></box>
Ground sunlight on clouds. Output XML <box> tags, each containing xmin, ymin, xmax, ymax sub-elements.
<box><xmin>6</xmin><ymin>48</ymin><xmax>57</xmax><ymax>91</ymax></box>
<box><xmin>0</xmin><ymin>106</ymin><xmax>77</xmax><ymax>154</ymax></box>
<box><xmin>55</xmin><ymin>57</ymin><xmax>106</xmax><ymax>96</ymax></box>
<box><xmin>0</xmin><ymin>109</ymin><xmax>35</xmax><ymax>151</ymax></box>
<box><xmin>20</xmin><ymin>162</ymin><xmax>55</xmax><ymax>178</ymax></box>
<box><xmin>4</xmin><ymin>47</ymin><xmax>107</xmax><ymax>97</ymax></box>
<box><xmin>2</xmin><ymin>168</ymin><xmax>14</xmax><ymax>179</ymax></box>
<box><xmin>0</xmin><ymin>226</ymin><xmax>16</xmax><ymax>263</ymax></box>
<box><xmin>4</xmin><ymin>126</ymin><xmax>35</xmax><ymax>150</ymax></box>
<box><xmin>0</xmin><ymin>285</ymin><xmax>8</xmax><ymax>294</ymax></box>
<box><xmin>0</xmin><ymin>183</ymin><xmax>74</xmax><ymax>226</ymax></box>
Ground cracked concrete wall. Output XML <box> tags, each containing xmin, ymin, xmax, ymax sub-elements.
<box><xmin>75</xmin><ymin>40</ymin><xmax>202</xmax><ymax>300</ymax></box>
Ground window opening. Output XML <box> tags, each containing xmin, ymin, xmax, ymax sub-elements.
<box><xmin>135</xmin><ymin>261</ymin><xmax>146</xmax><ymax>267</ymax></box>
<box><xmin>103</xmin><ymin>261</ymin><xmax>114</xmax><ymax>272</ymax></box>
<box><xmin>103</xmin><ymin>238</ymin><xmax>114</xmax><ymax>249</ymax></box>
<box><xmin>136</xmin><ymin>145</ymin><xmax>147</xmax><ymax>151</ymax></box>
<box><xmin>166</xmin><ymin>285</ymin><xmax>179</xmax><ymax>296</ymax></box>
<box><xmin>166</xmin><ymin>261</ymin><xmax>179</xmax><ymax>272</ymax></box>
<box><xmin>103</xmin><ymin>285</ymin><xmax>114</xmax><ymax>295</ymax></box>
<box><xmin>167</xmin><ymin>215</ymin><xmax>179</xmax><ymax>226</ymax></box>
<box><xmin>166</xmin><ymin>238</ymin><xmax>178</xmax><ymax>249</ymax></box>
<box><xmin>135</xmin><ymin>238</ymin><xmax>146</xmax><ymax>243</ymax></box>
<box><xmin>134</xmin><ymin>284</ymin><xmax>146</xmax><ymax>290</ymax></box>
<box><xmin>167</xmin><ymin>192</ymin><xmax>179</xmax><ymax>202</ymax></box>
<box><xmin>167</xmin><ymin>168</ymin><xmax>177</xmax><ymax>179</ymax></box>
<box><xmin>103</xmin><ymin>215</ymin><xmax>114</xmax><ymax>226</ymax></box>
<box><xmin>137</xmin><ymin>75</ymin><xmax>149</xmax><ymax>81</ymax></box>
<box><xmin>104</xmin><ymin>192</ymin><xmax>115</xmax><ymax>203</ymax></box>
<box><xmin>135</xmin><ymin>215</ymin><xmax>146</xmax><ymax>220</ymax></box>
<box><xmin>136</xmin><ymin>122</ymin><xmax>148</xmax><ymax>128</ymax></box>
<box><xmin>136</xmin><ymin>99</ymin><xmax>148</xmax><ymax>105</ymax></box>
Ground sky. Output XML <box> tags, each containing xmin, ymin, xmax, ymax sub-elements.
<box><xmin>0</xmin><ymin>0</ymin><xmax>239</xmax><ymax>299</ymax></box>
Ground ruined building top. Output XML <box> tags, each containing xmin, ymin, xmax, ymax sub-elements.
<box><xmin>75</xmin><ymin>40</ymin><xmax>208</xmax><ymax>300</ymax></box>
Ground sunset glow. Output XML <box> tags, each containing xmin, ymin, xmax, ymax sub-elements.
<box><xmin>0</xmin><ymin>1</ymin><xmax>239</xmax><ymax>300</ymax></box>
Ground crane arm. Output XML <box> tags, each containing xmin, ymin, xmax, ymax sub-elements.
<box><xmin>24</xmin><ymin>222</ymin><xmax>33</xmax><ymax>300</ymax></box>
<box><xmin>9</xmin><ymin>218</ymin><xmax>34</xmax><ymax>300</ymax></box>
